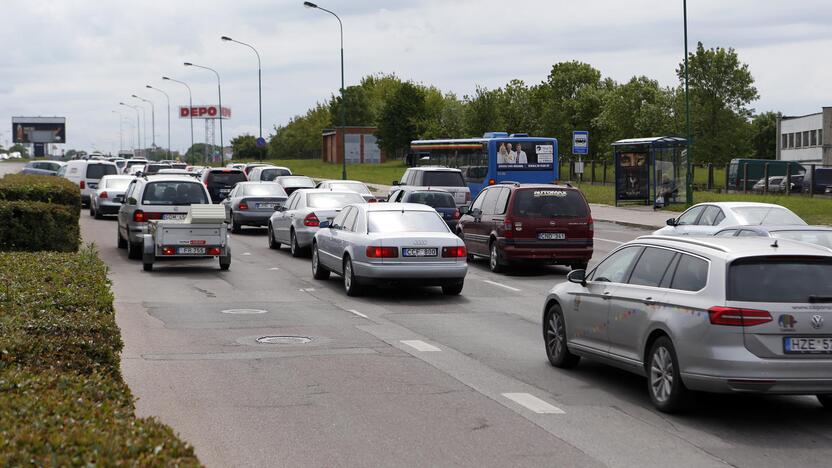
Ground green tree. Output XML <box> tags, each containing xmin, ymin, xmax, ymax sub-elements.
<box><xmin>421</xmin><ymin>92</ymin><xmax>465</xmax><ymax>139</ymax></box>
<box><xmin>184</xmin><ymin>143</ymin><xmax>212</xmax><ymax>165</ymax></box>
<box><xmin>597</xmin><ymin>76</ymin><xmax>677</xmax><ymax>150</ymax></box>
<box><xmin>750</xmin><ymin>111</ymin><xmax>780</xmax><ymax>160</ymax></box>
<box><xmin>268</xmin><ymin>103</ymin><xmax>332</xmax><ymax>160</ymax></box>
<box><xmin>329</xmin><ymin>85</ymin><xmax>374</xmax><ymax>126</ymax></box>
<box><xmin>377</xmin><ymin>82</ymin><xmax>427</xmax><ymax>158</ymax></box>
<box><xmin>463</xmin><ymin>86</ymin><xmax>503</xmax><ymax>137</ymax></box>
<box><xmin>8</xmin><ymin>143</ymin><xmax>29</xmax><ymax>157</ymax></box>
<box><xmin>230</xmin><ymin>134</ymin><xmax>261</xmax><ymax>161</ymax></box>
<box><xmin>496</xmin><ymin>79</ymin><xmax>533</xmax><ymax>135</ymax></box>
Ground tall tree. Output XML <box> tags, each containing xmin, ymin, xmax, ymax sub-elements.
<box><xmin>597</xmin><ymin>76</ymin><xmax>677</xmax><ymax>150</ymax></box>
<box><xmin>750</xmin><ymin>111</ymin><xmax>780</xmax><ymax>159</ymax></box>
<box><xmin>376</xmin><ymin>82</ymin><xmax>427</xmax><ymax>158</ymax></box>
<box><xmin>268</xmin><ymin>103</ymin><xmax>332</xmax><ymax>160</ymax></box>
<box><xmin>230</xmin><ymin>134</ymin><xmax>260</xmax><ymax>161</ymax></box>
<box><xmin>329</xmin><ymin>85</ymin><xmax>374</xmax><ymax>126</ymax></box>
<box><xmin>463</xmin><ymin>86</ymin><xmax>503</xmax><ymax>137</ymax></box>
<box><xmin>496</xmin><ymin>79</ymin><xmax>533</xmax><ymax>135</ymax></box>
<box><xmin>8</xmin><ymin>144</ymin><xmax>29</xmax><ymax>157</ymax></box>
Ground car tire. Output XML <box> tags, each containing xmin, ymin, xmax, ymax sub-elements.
<box><xmin>127</xmin><ymin>240</ymin><xmax>142</xmax><ymax>260</ymax></box>
<box><xmin>312</xmin><ymin>244</ymin><xmax>330</xmax><ymax>280</ymax></box>
<box><xmin>219</xmin><ymin>257</ymin><xmax>231</xmax><ymax>271</ymax></box>
<box><xmin>817</xmin><ymin>394</ymin><xmax>832</xmax><ymax>409</ymax></box>
<box><xmin>442</xmin><ymin>282</ymin><xmax>464</xmax><ymax>295</ymax></box>
<box><xmin>647</xmin><ymin>336</ymin><xmax>693</xmax><ymax>413</ymax></box>
<box><xmin>343</xmin><ymin>257</ymin><xmax>362</xmax><ymax>297</ymax></box>
<box><xmin>489</xmin><ymin>241</ymin><xmax>505</xmax><ymax>273</ymax></box>
<box><xmin>89</xmin><ymin>205</ymin><xmax>96</xmax><ymax>217</ymax></box>
<box><xmin>117</xmin><ymin>228</ymin><xmax>127</xmax><ymax>249</ymax></box>
<box><xmin>143</xmin><ymin>261</ymin><xmax>153</xmax><ymax>271</ymax></box>
<box><xmin>290</xmin><ymin>230</ymin><xmax>304</xmax><ymax>258</ymax></box>
<box><xmin>544</xmin><ymin>304</ymin><xmax>580</xmax><ymax>368</ymax></box>
<box><xmin>268</xmin><ymin>224</ymin><xmax>281</xmax><ymax>250</ymax></box>
<box><xmin>231</xmin><ymin>213</ymin><xmax>242</xmax><ymax>233</ymax></box>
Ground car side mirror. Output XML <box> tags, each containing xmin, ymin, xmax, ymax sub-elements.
<box><xmin>274</xmin><ymin>205</ymin><xmax>284</xmax><ymax>212</ymax></box>
<box><xmin>459</xmin><ymin>205</ymin><xmax>470</xmax><ymax>215</ymax></box>
<box><xmin>567</xmin><ymin>269</ymin><xmax>587</xmax><ymax>287</ymax></box>
<box><xmin>319</xmin><ymin>220</ymin><xmax>331</xmax><ymax>229</ymax></box>
<box><xmin>126</xmin><ymin>197</ymin><xmax>137</xmax><ymax>205</ymax></box>
<box><xmin>471</xmin><ymin>208</ymin><xmax>482</xmax><ymax>218</ymax></box>
<box><xmin>666</xmin><ymin>218</ymin><xmax>677</xmax><ymax>226</ymax></box>
<box><xmin>392</xmin><ymin>180</ymin><xmax>399</xmax><ymax>186</ymax></box>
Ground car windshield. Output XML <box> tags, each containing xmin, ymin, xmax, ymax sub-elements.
<box><xmin>422</xmin><ymin>171</ymin><xmax>465</xmax><ymax>187</ymax></box>
<box><xmin>208</xmin><ymin>171</ymin><xmax>247</xmax><ymax>185</ymax></box>
<box><xmin>243</xmin><ymin>184</ymin><xmax>287</xmax><ymax>197</ymax></box>
<box><xmin>728</xmin><ymin>256</ymin><xmax>832</xmax><ymax>302</ymax></box>
<box><xmin>512</xmin><ymin>189</ymin><xmax>589</xmax><ymax>217</ymax></box>
<box><xmin>771</xmin><ymin>230</ymin><xmax>832</xmax><ymax>249</ymax></box>
<box><xmin>306</xmin><ymin>192</ymin><xmax>365</xmax><ymax>209</ymax></box>
<box><xmin>86</xmin><ymin>164</ymin><xmax>117</xmax><ymax>179</ymax></box>
<box><xmin>327</xmin><ymin>182</ymin><xmax>371</xmax><ymax>194</ymax></box>
<box><xmin>732</xmin><ymin>206</ymin><xmax>806</xmax><ymax>225</ymax></box>
<box><xmin>104</xmin><ymin>178</ymin><xmax>131</xmax><ymax>190</ymax></box>
<box><xmin>407</xmin><ymin>191</ymin><xmax>456</xmax><ymax>208</ymax></box>
<box><xmin>368</xmin><ymin>211</ymin><xmax>450</xmax><ymax>233</ymax></box>
<box><xmin>260</xmin><ymin>168</ymin><xmax>292</xmax><ymax>181</ymax></box>
<box><xmin>280</xmin><ymin>177</ymin><xmax>315</xmax><ymax>187</ymax></box>
<box><xmin>142</xmin><ymin>181</ymin><xmax>208</xmax><ymax>205</ymax></box>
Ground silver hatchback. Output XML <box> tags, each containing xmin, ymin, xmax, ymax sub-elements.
<box><xmin>542</xmin><ymin>235</ymin><xmax>832</xmax><ymax>412</ymax></box>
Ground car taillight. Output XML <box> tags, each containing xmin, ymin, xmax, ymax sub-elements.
<box><xmin>366</xmin><ymin>246</ymin><xmax>398</xmax><ymax>258</ymax></box>
<box><xmin>162</xmin><ymin>247</ymin><xmax>176</xmax><ymax>256</ymax></box>
<box><xmin>441</xmin><ymin>246</ymin><xmax>466</xmax><ymax>258</ymax></box>
<box><xmin>368</xmin><ymin>198</ymin><xmax>378</xmax><ymax>203</ymax></box>
<box><xmin>133</xmin><ymin>210</ymin><xmax>147</xmax><ymax>222</ymax></box>
<box><xmin>503</xmin><ymin>218</ymin><xmax>514</xmax><ymax>238</ymax></box>
<box><xmin>588</xmin><ymin>215</ymin><xmax>594</xmax><ymax>234</ymax></box>
<box><xmin>708</xmin><ymin>307</ymin><xmax>772</xmax><ymax>326</ymax></box>
<box><xmin>207</xmin><ymin>247</ymin><xmax>221</xmax><ymax>256</ymax></box>
<box><xmin>452</xmin><ymin>209</ymin><xmax>460</xmax><ymax>220</ymax></box>
<box><xmin>303</xmin><ymin>212</ymin><xmax>320</xmax><ymax>227</ymax></box>
<box><xmin>80</xmin><ymin>180</ymin><xmax>85</xmax><ymax>189</ymax></box>
<box><xmin>239</xmin><ymin>201</ymin><xmax>249</xmax><ymax>210</ymax></box>
<box><xmin>488</xmin><ymin>179</ymin><xmax>495</xmax><ymax>185</ymax></box>
<box><xmin>99</xmin><ymin>191</ymin><xmax>108</xmax><ymax>199</ymax></box>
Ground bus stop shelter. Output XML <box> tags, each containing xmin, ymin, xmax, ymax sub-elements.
<box><xmin>611</xmin><ymin>136</ymin><xmax>688</xmax><ymax>207</ymax></box>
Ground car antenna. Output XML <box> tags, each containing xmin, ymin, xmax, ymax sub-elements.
<box><xmin>771</xmin><ymin>239</ymin><xmax>778</xmax><ymax>248</ymax></box>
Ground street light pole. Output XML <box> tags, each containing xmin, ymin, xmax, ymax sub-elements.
<box><xmin>683</xmin><ymin>0</ymin><xmax>693</xmax><ymax>205</ymax></box>
<box><xmin>185</xmin><ymin>62</ymin><xmax>224</xmax><ymax>165</ymax></box>
<box><xmin>119</xmin><ymin>102</ymin><xmax>141</xmax><ymax>155</ymax></box>
<box><xmin>147</xmin><ymin>85</ymin><xmax>171</xmax><ymax>160</ymax></box>
<box><xmin>304</xmin><ymin>1</ymin><xmax>347</xmax><ymax>180</ymax></box>
<box><xmin>162</xmin><ymin>76</ymin><xmax>195</xmax><ymax>160</ymax></box>
<box><xmin>222</xmin><ymin>35</ymin><xmax>263</xmax><ymax>160</ymax></box>
<box><xmin>112</xmin><ymin>110</ymin><xmax>123</xmax><ymax>152</ymax></box>
<box><xmin>132</xmin><ymin>94</ymin><xmax>156</xmax><ymax>151</ymax></box>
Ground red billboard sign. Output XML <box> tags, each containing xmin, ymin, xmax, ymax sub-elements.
<box><xmin>179</xmin><ymin>105</ymin><xmax>231</xmax><ymax>119</ymax></box>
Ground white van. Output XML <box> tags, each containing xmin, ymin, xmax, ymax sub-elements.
<box><xmin>58</xmin><ymin>160</ymin><xmax>119</xmax><ymax>206</ymax></box>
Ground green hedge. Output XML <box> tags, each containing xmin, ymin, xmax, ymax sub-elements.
<box><xmin>0</xmin><ymin>248</ymin><xmax>200</xmax><ymax>465</ymax></box>
<box><xmin>0</xmin><ymin>174</ymin><xmax>81</xmax><ymax>210</ymax></box>
<box><xmin>0</xmin><ymin>201</ymin><xmax>80</xmax><ymax>252</ymax></box>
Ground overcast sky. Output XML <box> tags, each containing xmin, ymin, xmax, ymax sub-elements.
<box><xmin>1</xmin><ymin>0</ymin><xmax>829</xmax><ymax>154</ymax></box>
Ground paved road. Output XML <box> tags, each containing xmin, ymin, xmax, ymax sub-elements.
<box><xmin>0</xmin><ymin>161</ymin><xmax>25</xmax><ymax>177</ymax></box>
<box><xmin>80</xmin><ymin>216</ymin><xmax>832</xmax><ymax>467</ymax></box>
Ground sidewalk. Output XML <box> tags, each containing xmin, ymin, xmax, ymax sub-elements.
<box><xmin>589</xmin><ymin>204</ymin><xmax>669</xmax><ymax>230</ymax></box>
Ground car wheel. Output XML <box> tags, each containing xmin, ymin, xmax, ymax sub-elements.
<box><xmin>647</xmin><ymin>336</ymin><xmax>693</xmax><ymax>413</ymax></box>
<box><xmin>117</xmin><ymin>227</ymin><xmax>127</xmax><ymax>249</ymax></box>
<box><xmin>143</xmin><ymin>261</ymin><xmax>153</xmax><ymax>271</ymax></box>
<box><xmin>290</xmin><ymin>230</ymin><xmax>304</xmax><ymax>258</ymax></box>
<box><xmin>343</xmin><ymin>257</ymin><xmax>362</xmax><ymax>296</ymax></box>
<box><xmin>268</xmin><ymin>224</ymin><xmax>281</xmax><ymax>250</ymax></box>
<box><xmin>817</xmin><ymin>394</ymin><xmax>832</xmax><ymax>409</ymax></box>
<box><xmin>127</xmin><ymin>240</ymin><xmax>142</xmax><ymax>260</ymax></box>
<box><xmin>489</xmin><ymin>241</ymin><xmax>504</xmax><ymax>273</ymax></box>
<box><xmin>544</xmin><ymin>304</ymin><xmax>580</xmax><ymax>368</ymax></box>
<box><xmin>231</xmin><ymin>213</ymin><xmax>241</xmax><ymax>233</ymax></box>
<box><xmin>89</xmin><ymin>205</ymin><xmax>96</xmax><ymax>217</ymax></box>
<box><xmin>442</xmin><ymin>282</ymin><xmax>464</xmax><ymax>295</ymax></box>
<box><xmin>312</xmin><ymin>244</ymin><xmax>330</xmax><ymax>280</ymax></box>
<box><xmin>219</xmin><ymin>256</ymin><xmax>231</xmax><ymax>271</ymax></box>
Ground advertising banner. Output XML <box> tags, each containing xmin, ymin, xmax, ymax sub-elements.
<box><xmin>12</xmin><ymin>117</ymin><xmax>66</xmax><ymax>143</ymax></box>
<box><xmin>496</xmin><ymin>140</ymin><xmax>554</xmax><ymax>171</ymax></box>
<box><xmin>616</xmin><ymin>152</ymin><xmax>650</xmax><ymax>201</ymax></box>
<box><xmin>179</xmin><ymin>106</ymin><xmax>231</xmax><ymax>119</ymax></box>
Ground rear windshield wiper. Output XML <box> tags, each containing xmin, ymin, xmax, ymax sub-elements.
<box><xmin>808</xmin><ymin>295</ymin><xmax>832</xmax><ymax>303</ymax></box>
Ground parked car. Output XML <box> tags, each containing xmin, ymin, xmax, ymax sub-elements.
<box><xmin>20</xmin><ymin>160</ymin><xmax>65</xmax><ymax>176</ymax></box>
<box><xmin>390</xmin><ymin>167</ymin><xmax>471</xmax><ymax>207</ymax></box>
<box><xmin>274</xmin><ymin>175</ymin><xmax>316</xmax><ymax>196</ymax></box>
<box><xmin>715</xmin><ymin>225</ymin><xmax>832</xmax><ymax>249</ymax></box>
<box><xmin>389</xmin><ymin>188</ymin><xmax>460</xmax><ymax>230</ymax></box>
<box><xmin>90</xmin><ymin>175</ymin><xmax>134</xmax><ymax>219</ymax></box>
<box><xmin>268</xmin><ymin>189</ymin><xmax>366</xmax><ymax>257</ymax></box>
<box><xmin>543</xmin><ymin>235</ymin><xmax>832</xmax><ymax>412</ymax></box>
<box><xmin>221</xmin><ymin>182</ymin><xmax>288</xmax><ymax>232</ymax></box>
<box><xmin>58</xmin><ymin>160</ymin><xmax>119</xmax><ymax>207</ymax></box>
<box><xmin>117</xmin><ymin>175</ymin><xmax>212</xmax><ymax>260</ymax></box>
<box><xmin>801</xmin><ymin>167</ymin><xmax>832</xmax><ymax>194</ymax></box>
<box><xmin>311</xmin><ymin>203</ymin><xmax>468</xmax><ymax>296</ymax></box>
<box><xmin>727</xmin><ymin>159</ymin><xmax>804</xmax><ymax>191</ymax></box>
<box><xmin>200</xmin><ymin>168</ymin><xmax>248</xmax><ymax>203</ymax></box>
<box><xmin>248</xmin><ymin>165</ymin><xmax>293</xmax><ymax>182</ymax></box>
<box><xmin>653</xmin><ymin>202</ymin><xmax>806</xmax><ymax>237</ymax></box>
<box><xmin>457</xmin><ymin>183</ymin><xmax>593</xmax><ymax>272</ymax></box>
<box><xmin>316</xmin><ymin>179</ymin><xmax>376</xmax><ymax>202</ymax></box>
<box><xmin>751</xmin><ymin>176</ymin><xmax>785</xmax><ymax>193</ymax></box>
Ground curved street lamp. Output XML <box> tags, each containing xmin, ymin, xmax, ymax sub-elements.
<box><xmin>146</xmin><ymin>85</ymin><xmax>171</xmax><ymax>159</ymax></box>
<box><xmin>119</xmin><ymin>102</ymin><xmax>142</xmax><ymax>156</ymax></box>
<box><xmin>222</xmin><ymin>35</ymin><xmax>263</xmax><ymax>154</ymax></box>
<box><xmin>184</xmin><ymin>62</ymin><xmax>225</xmax><ymax>165</ymax></box>
<box><xmin>162</xmin><ymin>76</ymin><xmax>195</xmax><ymax>158</ymax></box>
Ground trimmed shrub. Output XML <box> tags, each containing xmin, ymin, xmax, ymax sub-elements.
<box><xmin>0</xmin><ymin>173</ymin><xmax>81</xmax><ymax>210</ymax></box>
<box><xmin>0</xmin><ymin>200</ymin><xmax>80</xmax><ymax>252</ymax></box>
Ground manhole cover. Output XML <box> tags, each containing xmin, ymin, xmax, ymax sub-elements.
<box><xmin>222</xmin><ymin>309</ymin><xmax>268</xmax><ymax>315</ymax></box>
<box><xmin>256</xmin><ymin>336</ymin><xmax>312</xmax><ymax>345</ymax></box>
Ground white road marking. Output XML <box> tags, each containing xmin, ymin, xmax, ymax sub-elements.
<box><xmin>348</xmin><ymin>309</ymin><xmax>368</xmax><ymax>319</ymax></box>
<box><xmin>502</xmin><ymin>393</ymin><xmax>565</xmax><ymax>414</ymax></box>
<box><xmin>482</xmin><ymin>280</ymin><xmax>521</xmax><ymax>292</ymax></box>
<box><xmin>268</xmin><ymin>267</ymin><xmax>280</xmax><ymax>270</ymax></box>
<box><xmin>594</xmin><ymin>237</ymin><xmax>623</xmax><ymax>244</ymax></box>
<box><xmin>298</xmin><ymin>288</ymin><xmax>316</xmax><ymax>292</ymax></box>
<box><xmin>242</xmin><ymin>252</ymin><xmax>252</xmax><ymax>256</ymax></box>
<box><xmin>400</xmin><ymin>340</ymin><xmax>441</xmax><ymax>352</ymax></box>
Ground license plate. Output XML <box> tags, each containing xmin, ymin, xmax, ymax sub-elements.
<box><xmin>256</xmin><ymin>202</ymin><xmax>277</xmax><ymax>209</ymax></box>
<box><xmin>402</xmin><ymin>248</ymin><xmax>437</xmax><ymax>257</ymax></box>
<box><xmin>538</xmin><ymin>232</ymin><xmax>566</xmax><ymax>240</ymax></box>
<box><xmin>784</xmin><ymin>337</ymin><xmax>832</xmax><ymax>354</ymax></box>
<box><xmin>163</xmin><ymin>213</ymin><xmax>187</xmax><ymax>220</ymax></box>
<box><xmin>219</xmin><ymin>188</ymin><xmax>231</xmax><ymax>194</ymax></box>
<box><xmin>177</xmin><ymin>247</ymin><xmax>206</xmax><ymax>255</ymax></box>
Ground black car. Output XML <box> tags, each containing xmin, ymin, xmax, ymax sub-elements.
<box><xmin>201</xmin><ymin>168</ymin><xmax>248</xmax><ymax>203</ymax></box>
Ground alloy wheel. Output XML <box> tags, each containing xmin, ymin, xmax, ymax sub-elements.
<box><xmin>650</xmin><ymin>346</ymin><xmax>674</xmax><ymax>403</ymax></box>
<box><xmin>546</xmin><ymin>314</ymin><xmax>564</xmax><ymax>359</ymax></box>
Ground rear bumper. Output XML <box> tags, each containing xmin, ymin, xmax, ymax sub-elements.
<box><xmin>498</xmin><ymin>238</ymin><xmax>593</xmax><ymax>263</ymax></box>
<box><xmin>96</xmin><ymin>200</ymin><xmax>123</xmax><ymax>214</ymax></box>
<box><xmin>683</xmin><ymin>373</ymin><xmax>832</xmax><ymax>394</ymax></box>
<box><xmin>353</xmin><ymin>261</ymin><xmax>467</xmax><ymax>285</ymax></box>
<box><xmin>233</xmin><ymin>211</ymin><xmax>272</xmax><ymax>226</ymax></box>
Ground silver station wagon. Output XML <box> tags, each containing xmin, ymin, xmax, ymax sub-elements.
<box><xmin>542</xmin><ymin>235</ymin><xmax>832</xmax><ymax>412</ymax></box>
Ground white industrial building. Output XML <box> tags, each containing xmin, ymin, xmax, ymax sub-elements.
<box><xmin>776</xmin><ymin>107</ymin><xmax>831</xmax><ymax>164</ymax></box>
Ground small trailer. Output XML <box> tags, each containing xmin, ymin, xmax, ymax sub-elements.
<box><xmin>142</xmin><ymin>204</ymin><xmax>231</xmax><ymax>271</ymax></box>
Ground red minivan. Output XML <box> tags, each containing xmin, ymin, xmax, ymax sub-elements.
<box><xmin>457</xmin><ymin>183</ymin><xmax>593</xmax><ymax>272</ymax></box>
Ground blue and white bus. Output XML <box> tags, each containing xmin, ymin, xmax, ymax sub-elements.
<box><xmin>410</xmin><ymin>132</ymin><xmax>559</xmax><ymax>198</ymax></box>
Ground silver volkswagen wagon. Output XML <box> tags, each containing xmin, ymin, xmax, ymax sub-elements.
<box><xmin>542</xmin><ymin>235</ymin><xmax>832</xmax><ymax>412</ymax></box>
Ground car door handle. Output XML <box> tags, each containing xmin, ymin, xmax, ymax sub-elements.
<box><xmin>643</xmin><ymin>297</ymin><xmax>655</xmax><ymax>305</ymax></box>
<box><xmin>602</xmin><ymin>291</ymin><xmax>612</xmax><ymax>300</ymax></box>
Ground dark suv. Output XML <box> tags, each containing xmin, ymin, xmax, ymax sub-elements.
<box><xmin>457</xmin><ymin>183</ymin><xmax>593</xmax><ymax>272</ymax></box>
<box><xmin>201</xmin><ymin>168</ymin><xmax>248</xmax><ymax>203</ymax></box>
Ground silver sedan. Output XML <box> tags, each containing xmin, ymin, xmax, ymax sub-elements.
<box><xmin>311</xmin><ymin>203</ymin><xmax>468</xmax><ymax>296</ymax></box>
<box><xmin>268</xmin><ymin>189</ymin><xmax>366</xmax><ymax>257</ymax></box>
<box><xmin>221</xmin><ymin>182</ymin><xmax>288</xmax><ymax>233</ymax></box>
<box><xmin>90</xmin><ymin>175</ymin><xmax>134</xmax><ymax>219</ymax></box>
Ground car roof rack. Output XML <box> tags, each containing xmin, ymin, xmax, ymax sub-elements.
<box><xmin>498</xmin><ymin>181</ymin><xmax>521</xmax><ymax>186</ymax></box>
<box><xmin>635</xmin><ymin>235</ymin><xmax>730</xmax><ymax>252</ymax></box>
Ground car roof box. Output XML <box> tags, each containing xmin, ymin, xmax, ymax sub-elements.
<box><xmin>185</xmin><ymin>204</ymin><xmax>226</xmax><ymax>224</ymax></box>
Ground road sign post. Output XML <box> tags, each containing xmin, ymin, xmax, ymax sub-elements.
<box><xmin>572</xmin><ymin>131</ymin><xmax>589</xmax><ymax>182</ymax></box>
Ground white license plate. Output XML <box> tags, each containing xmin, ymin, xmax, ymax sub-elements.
<box><xmin>178</xmin><ymin>247</ymin><xmax>206</xmax><ymax>255</ymax></box>
<box><xmin>219</xmin><ymin>189</ymin><xmax>231</xmax><ymax>194</ymax></box>
<box><xmin>163</xmin><ymin>213</ymin><xmax>187</xmax><ymax>220</ymax></box>
<box><xmin>402</xmin><ymin>248</ymin><xmax>437</xmax><ymax>257</ymax></box>
<box><xmin>784</xmin><ymin>337</ymin><xmax>832</xmax><ymax>354</ymax></box>
<box><xmin>256</xmin><ymin>203</ymin><xmax>277</xmax><ymax>209</ymax></box>
<box><xmin>538</xmin><ymin>232</ymin><xmax>566</xmax><ymax>240</ymax></box>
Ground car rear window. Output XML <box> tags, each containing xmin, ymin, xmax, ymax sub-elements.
<box><xmin>732</xmin><ymin>206</ymin><xmax>805</xmax><ymax>225</ymax></box>
<box><xmin>814</xmin><ymin>169</ymin><xmax>832</xmax><ymax>185</ymax></box>
<box><xmin>86</xmin><ymin>164</ymin><xmax>117</xmax><ymax>179</ymax></box>
<box><xmin>406</xmin><ymin>191</ymin><xmax>456</xmax><ymax>209</ymax></box>
<box><xmin>368</xmin><ymin>211</ymin><xmax>449</xmax><ymax>233</ymax></box>
<box><xmin>243</xmin><ymin>184</ymin><xmax>287</xmax><ymax>197</ymax></box>
<box><xmin>771</xmin><ymin>230</ymin><xmax>832</xmax><ymax>249</ymax></box>
<box><xmin>306</xmin><ymin>192</ymin><xmax>365</xmax><ymax>209</ymax></box>
<box><xmin>279</xmin><ymin>176</ymin><xmax>315</xmax><ymax>187</ymax></box>
<box><xmin>422</xmin><ymin>171</ymin><xmax>465</xmax><ymax>187</ymax></box>
<box><xmin>104</xmin><ymin>178</ymin><xmax>131</xmax><ymax>190</ymax></box>
<box><xmin>207</xmin><ymin>171</ymin><xmax>247</xmax><ymax>185</ymax></box>
<box><xmin>260</xmin><ymin>168</ymin><xmax>292</xmax><ymax>181</ymax></box>
<box><xmin>328</xmin><ymin>182</ymin><xmax>371</xmax><ymax>194</ymax></box>
<box><xmin>142</xmin><ymin>182</ymin><xmax>208</xmax><ymax>205</ymax></box>
<box><xmin>512</xmin><ymin>189</ymin><xmax>589</xmax><ymax>218</ymax></box>
<box><xmin>728</xmin><ymin>256</ymin><xmax>832</xmax><ymax>302</ymax></box>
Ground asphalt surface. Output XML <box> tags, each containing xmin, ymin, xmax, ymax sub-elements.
<box><xmin>79</xmin><ymin>214</ymin><xmax>832</xmax><ymax>468</ymax></box>
<box><xmin>0</xmin><ymin>161</ymin><xmax>25</xmax><ymax>176</ymax></box>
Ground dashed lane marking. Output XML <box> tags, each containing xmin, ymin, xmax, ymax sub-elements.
<box><xmin>400</xmin><ymin>340</ymin><xmax>441</xmax><ymax>352</ymax></box>
<box><xmin>268</xmin><ymin>267</ymin><xmax>280</xmax><ymax>270</ymax></box>
<box><xmin>298</xmin><ymin>288</ymin><xmax>316</xmax><ymax>292</ymax></box>
<box><xmin>594</xmin><ymin>237</ymin><xmax>624</xmax><ymax>244</ymax></box>
<box><xmin>348</xmin><ymin>309</ymin><xmax>369</xmax><ymax>319</ymax></box>
<box><xmin>502</xmin><ymin>393</ymin><xmax>565</xmax><ymax>414</ymax></box>
<box><xmin>482</xmin><ymin>280</ymin><xmax>521</xmax><ymax>292</ymax></box>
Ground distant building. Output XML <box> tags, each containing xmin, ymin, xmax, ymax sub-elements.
<box><xmin>776</xmin><ymin>107</ymin><xmax>831</xmax><ymax>165</ymax></box>
<box><xmin>322</xmin><ymin>127</ymin><xmax>386</xmax><ymax>165</ymax></box>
